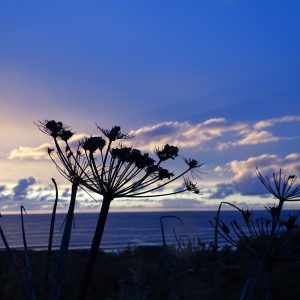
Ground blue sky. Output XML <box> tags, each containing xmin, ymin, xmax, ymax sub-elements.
<box><xmin>0</xmin><ymin>1</ymin><xmax>299</xmax><ymax>212</ymax></box>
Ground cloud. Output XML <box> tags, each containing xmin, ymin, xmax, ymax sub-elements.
<box><xmin>13</xmin><ymin>177</ymin><xmax>36</xmax><ymax>198</ymax></box>
<box><xmin>62</xmin><ymin>188</ymin><xmax>71</xmax><ymax>198</ymax></box>
<box><xmin>216</xmin><ymin>130</ymin><xmax>286</xmax><ymax>150</ymax></box>
<box><xmin>159</xmin><ymin>198</ymin><xmax>203</xmax><ymax>208</ymax></box>
<box><xmin>130</xmin><ymin>118</ymin><xmax>248</xmax><ymax>150</ymax></box>
<box><xmin>129</xmin><ymin>115</ymin><xmax>300</xmax><ymax>152</ymax></box>
<box><xmin>9</xmin><ymin>143</ymin><xmax>51</xmax><ymax>160</ymax></box>
<box><xmin>9</xmin><ymin>115</ymin><xmax>300</xmax><ymax>159</ymax></box>
<box><xmin>0</xmin><ymin>185</ymin><xmax>5</xmax><ymax>193</ymax></box>
<box><xmin>208</xmin><ymin>153</ymin><xmax>300</xmax><ymax>199</ymax></box>
<box><xmin>254</xmin><ymin>115</ymin><xmax>300</xmax><ymax>130</ymax></box>
<box><xmin>237</xmin><ymin>131</ymin><xmax>280</xmax><ymax>145</ymax></box>
<box><xmin>208</xmin><ymin>183</ymin><xmax>236</xmax><ymax>199</ymax></box>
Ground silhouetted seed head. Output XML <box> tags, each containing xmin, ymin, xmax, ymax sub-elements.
<box><xmin>45</xmin><ymin>120</ymin><xmax>63</xmax><ymax>137</ymax></box>
<box><xmin>242</xmin><ymin>209</ymin><xmax>252</xmax><ymax>222</ymax></box>
<box><xmin>282</xmin><ymin>215</ymin><xmax>299</xmax><ymax>230</ymax></box>
<box><xmin>58</xmin><ymin>130</ymin><xmax>74</xmax><ymax>142</ymax></box>
<box><xmin>81</xmin><ymin>136</ymin><xmax>106</xmax><ymax>153</ymax></box>
<box><xmin>146</xmin><ymin>164</ymin><xmax>159</xmax><ymax>175</ymax></box>
<box><xmin>265</xmin><ymin>205</ymin><xmax>281</xmax><ymax>218</ymax></box>
<box><xmin>130</xmin><ymin>148</ymin><xmax>142</xmax><ymax>161</ymax></box>
<box><xmin>98</xmin><ymin>125</ymin><xmax>130</xmax><ymax>141</ymax></box>
<box><xmin>184</xmin><ymin>158</ymin><xmax>199</xmax><ymax>169</ymax></box>
<box><xmin>158</xmin><ymin>167</ymin><xmax>174</xmax><ymax>180</ymax></box>
<box><xmin>155</xmin><ymin>144</ymin><xmax>178</xmax><ymax>161</ymax></box>
<box><xmin>111</xmin><ymin>146</ymin><xmax>132</xmax><ymax>162</ymax></box>
<box><xmin>47</xmin><ymin>148</ymin><xmax>54</xmax><ymax>155</ymax></box>
<box><xmin>184</xmin><ymin>178</ymin><xmax>200</xmax><ymax>194</ymax></box>
<box><xmin>131</xmin><ymin>150</ymin><xmax>155</xmax><ymax>169</ymax></box>
<box><xmin>256</xmin><ymin>168</ymin><xmax>300</xmax><ymax>202</ymax></box>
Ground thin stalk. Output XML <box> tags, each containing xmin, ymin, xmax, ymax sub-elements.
<box><xmin>213</xmin><ymin>201</ymin><xmax>242</xmax><ymax>252</ymax></box>
<box><xmin>117</xmin><ymin>174</ymin><xmax>160</xmax><ymax>196</ymax></box>
<box><xmin>160</xmin><ymin>215</ymin><xmax>183</xmax><ymax>248</ymax></box>
<box><xmin>78</xmin><ymin>195</ymin><xmax>111</xmax><ymax>300</ymax></box>
<box><xmin>128</xmin><ymin>167</ymin><xmax>193</xmax><ymax>196</ymax></box>
<box><xmin>49</xmin><ymin>181</ymin><xmax>78</xmax><ymax>300</ymax></box>
<box><xmin>20</xmin><ymin>206</ymin><xmax>36</xmax><ymax>300</ymax></box>
<box><xmin>101</xmin><ymin>141</ymin><xmax>112</xmax><ymax>183</ymax></box>
<box><xmin>112</xmin><ymin>162</ymin><xmax>136</xmax><ymax>191</ymax></box>
<box><xmin>128</xmin><ymin>189</ymin><xmax>188</xmax><ymax>198</ymax></box>
<box><xmin>44</xmin><ymin>178</ymin><xmax>59</xmax><ymax>289</ymax></box>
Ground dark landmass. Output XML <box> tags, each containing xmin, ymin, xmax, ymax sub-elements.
<box><xmin>1</xmin><ymin>245</ymin><xmax>300</xmax><ymax>300</ymax></box>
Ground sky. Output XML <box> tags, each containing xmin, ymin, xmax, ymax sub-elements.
<box><xmin>0</xmin><ymin>0</ymin><xmax>300</xmax><ymax>213</ymax></box>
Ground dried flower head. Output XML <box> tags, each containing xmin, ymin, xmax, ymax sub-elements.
<box><xmin>97</xmin><ymin>125</ymin><xmax>130</xmax><ymax>141</ymax></box>
<box><xmin>131</xmin><ymin>151</ymin><xmax>155</xmax><ymax>169</ymax></box>
<box><xmin>36</xmin><ymin>120</ymin><xmax>64</xmax><ymax>137</ymax></box>
<box><xmin>58</xmin><ymin>130</ymin><xmax>74</xmax><ymax>142</ymax></box>
<box><xmin>81</xmin><ymin>136</ymin><xmax>106</xmax><ymax>153</ymax></box>
<box><xmin>281</xmin><ymin>214</ymin><xmax>299</xmax><ymax>231</ymax></box>
<box><xmin>184</xmin><ymin>178</ymin><xmax>200</xmax><ymax>194</ymax></box>
<box><xmin>265</xmin><ymin>204</ymin><xmax>282</xmax><ymax>218</ymax></box>
<box><xmin>110</xmin><ymin>146</ymin><xmax>132</xmax><ymax>162</ymax></box>
<box><xmin>158</xmin><ymin>167</ymin><xmax>174</xmax><ymax>180</ymax></box>
<box><xmin>256</xmin><ymin>168</ymin><xmax>300</xmax><ymax>202</ymax></box>
<box><xmin>155</xmin><ymin>144</ymin><xmax>178</xmax><ymax>161</ymax></box>
<box><xmin>184</xmin><ymin>158</ymin><xmax>199</xmax><ymax>169</ymax></box>
<box><xmin>242</xmin><ymin>208</ymin><xmax>252</xmax><ymax>222</ymax></box>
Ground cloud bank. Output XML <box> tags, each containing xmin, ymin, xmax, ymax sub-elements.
<box><xmin>209</xmin><ymin>153</ymin><xmax>300</xmax><ymax>199</ymax></box>
<box><xmin>7</xmin><ymin>115</ymin><xmax>300</xmax><ymax>161</ymax></box>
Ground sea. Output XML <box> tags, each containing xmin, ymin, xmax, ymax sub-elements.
<box><xmin>0</xmin><ymin>210</ymin><xmax>299</xmax><ymax>252</ymax></box>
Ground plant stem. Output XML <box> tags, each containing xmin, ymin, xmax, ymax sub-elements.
<box><xmin>49</xmin><ymin>181</ymin><xmax>78</xmax><ymax>300</ymax></box>
<box><xmin>78</xmin><ymin>195</ymin><xmax>111</xmax><ymax>300</ymax></box>
<box><xmin>20</xmin><ymin>206</ymin><xmax>36</xmax><ymax>300</ymax></box>
<box><xmin>44</xmin><ymin>178</ymin><xmax>59</xmax><ymax>291</ymax></box>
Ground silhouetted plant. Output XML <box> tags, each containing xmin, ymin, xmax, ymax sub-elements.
<box><xmin>20</xmin><ymin>206</ymin><xmax>36</xmax><ymax>300</ymax></box>
<box><xmin>160</xmin><ymin>215</ymin><xmax>183</xmax><ymax>248</ymax></box>
<box><xmin>211</xmin><ymin>169</ymin><xmax>300</xmax><ymax>300</ymax></box>
<box><xmin>44</xmin><ymin>178</ymin><xmax>58</xmax><ymax>293</ymax></box>
<box><xmin>0</xmin><ymin>214</ymin><xmax>31</xmax><ymax>299</ymax></box>
<box><xmin>37</xmin><ymin>120</ymin><xmax>203</xmax><ymax>300</ymax></box>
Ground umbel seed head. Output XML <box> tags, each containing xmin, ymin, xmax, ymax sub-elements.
<box><xmin>81</xmin><ymin>136</ymin><xmax>106</xmax><ymax>153</ymax></box>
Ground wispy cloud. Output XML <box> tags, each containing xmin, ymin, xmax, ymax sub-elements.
<box><xmin>254</xmin><ymin>115</ymin><xmax>300</xmax><ymax>130</ymax></box>
<box><xmin>8</xmin><ymin>143</ymin><xmax>51</xmax><ymax>160</ymax></box>
<box><xmin>130</xmin><ymin>115</ymin><xmax>300</xmax><ymax>151</ymax></box>
<box><xmin>7</xmin><ymin>133</ymin><xmax>87</xmax><ymax>161</ymax></box>
<box><xmin>216</xmin><ymin>131</ymin><xmax>281</xmax><ymax>150</ymax></box>
<box><xmin>7</xmin><ymin>115</ymin><xmax>300</xmax><ymax>161</ymax></box>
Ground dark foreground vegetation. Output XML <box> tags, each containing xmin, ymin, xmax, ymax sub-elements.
<box><xmin>1</xmin><ymin>242</ymin><xmax>300</xmax><ymax>300</ymax></box>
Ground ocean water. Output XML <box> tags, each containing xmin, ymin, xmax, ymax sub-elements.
<box><xmin>0</xmin><ymin>210</ymin><xmax>298</xmax><ymax>251</ymax></box>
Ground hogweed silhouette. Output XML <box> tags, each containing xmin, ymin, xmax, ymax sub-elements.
<box><xmin>211</xmin><ymin>168</ymin><xmax>300</xmax><ymax>300</ymax></box>
<box><xmin>37</xmin><ymin>120</ymin><xmax>203</xmax><ymax>300</ymax></box>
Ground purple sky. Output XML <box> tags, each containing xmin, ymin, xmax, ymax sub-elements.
<box><xmin>0</xmin><ymin>1</ymin><xmax>300</xmax><ymax>212</ymax></box>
